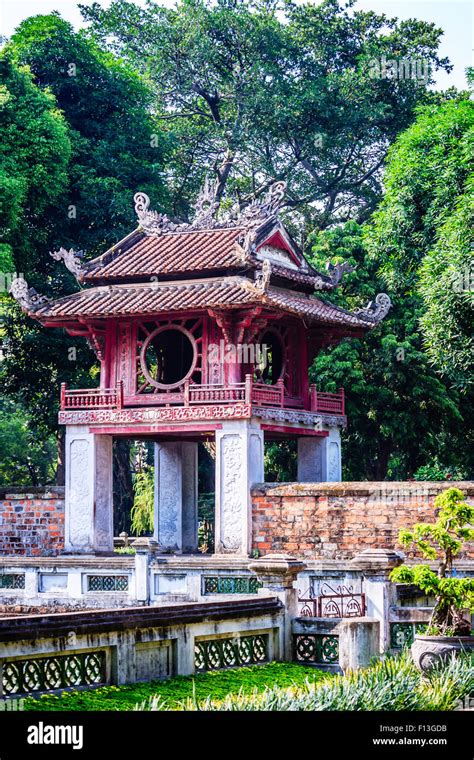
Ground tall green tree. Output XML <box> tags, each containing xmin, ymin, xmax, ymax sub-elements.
<box><xmin>81</xmin><ymin>0</ymin><xmax>449</xmax><ymax>227</ymax></box>
<box><xmin>308</xmin><ymin>221</ymin><xmax>468</xmax><ymax>480</ymax></box>
<box><xmin>1</xmin><ymin>15</ymin><xmax>167</xmax><ymax>498</ymax></box>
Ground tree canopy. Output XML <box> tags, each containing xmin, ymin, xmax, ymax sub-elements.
<box><xmin>81</xmin><ymin>0</ymin><xmax>449</xmax><ymax>228</ymax></box>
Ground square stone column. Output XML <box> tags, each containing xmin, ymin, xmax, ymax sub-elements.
<box><xmin>64</xmin><ymin>425</ymin><xmax>113</xmax><ymax>553</ymax></box>
<box><xmin>215</xmin><ymin>420</ymin><xmax>264</xmax><ymax>555</ymax></box>
<box><xmin>297</xmin><ymin>427</ymin><xmax>342</xmax><ymax>482</ymax></box>
<box><xmin>154</xmin><ymin>442</ymin><xmax>198</xmax><ymax>552</ymax></box>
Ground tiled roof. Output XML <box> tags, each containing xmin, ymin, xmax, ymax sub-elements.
<box><xmin>33</xmin><ymin>277</ymin><xmax>374</xmax><ymax>329</ymax></box>
<box><xmin>80</xmin><ymin>227</ymin><xmax>250</xmax><ymax>282</ymax></box>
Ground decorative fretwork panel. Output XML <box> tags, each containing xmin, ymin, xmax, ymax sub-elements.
<box><xmin>2</xmin><ymin>651</ymin><xmax>106</xmax><ymax>695</ymax></box>
<box><xmin>135</xmin><ymin>317</ymin><xmax>203</xmax><ymax>398</ymax></box>
<box><xmin>298</xmin><ymin>582</ymin><xmax>365</xmax><ymax>618</ymax></box>
<box><xmin>202</xmin><ymin>576</ymin><xmax>261</xmax><ymax>595</ymax></box>
<box><xmin>0</xmin><ymin>574</ymin><xmax>25</xmax><ymax>590</ymax></box>
<box><xmin>87</xmin><ymin>575</ymin><xmax>129</xmax><ymax>592</ymax></box>
<box><xmin>390</xmin><ymin>622</ymin><xmax>428</xmax><ymax>649</ymax></box>
<box><xmin>195</xmin><ymin>634</ymin><xmax>268</xmax><ymax>672</ymax></box>
<box><xmin>293</xmin><ymin>634</ymin><xmax>339</xmax><ymax>664</ymax></box>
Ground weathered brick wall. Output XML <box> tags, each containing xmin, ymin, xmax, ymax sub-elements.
<box><xmin>0</xmin><ymin>488</ymin><xmax>65</xmax><ymax>556</ymax></box>
<box><xmin>252</xmin><ymin>481</ymin><xmax>474</xmax><ymax>560</ymax></box>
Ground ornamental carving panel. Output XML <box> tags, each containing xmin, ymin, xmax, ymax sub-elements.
<box><xmin>59</xmin><ymin>403</ymin><xmax>251</xmax><ymax>426</ymax></box>
<box><xmin>220</xmin><ymin>435</ymin><xmax>243</xmax><ymax>552</ymax></box>
<box><xmin>68</xmin><ymin>438</ymin><xmax>92</xmax><ymax>548</ymax></box>
<box><xmin>156</xmin><ymin>445</ymin><xmax>181</xmax><ymax>549</ymax></box>
<box><xmin>328</xmin><ymin>441</ymin><xmax>340</xmax><ymax>481</ymax></box>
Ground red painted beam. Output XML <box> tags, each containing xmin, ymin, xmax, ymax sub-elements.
<box><xmin>88</xmin><ymin>423</ymin><xmax>223</xmax><ymax>436</ymax></box>
<box><xmin>260</xmin><ymin>424</ymin><xmax>328</xmax><ymax>437</ymax></box>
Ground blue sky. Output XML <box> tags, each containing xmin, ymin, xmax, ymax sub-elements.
<box><xmin>0</xmin><ymin>0</ymin><xmax>472</xmax><ymax>90</ymax></box>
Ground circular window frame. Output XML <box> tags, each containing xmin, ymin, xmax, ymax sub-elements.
<box><xmin>258</xmin><ymin>328</ymin><xmax>285</xmax><ymax>385</ymax></box>
<box><xmin>139</xmin><ymin>324</ymin><xmax>198</xmax><ymax>390</ymax></box>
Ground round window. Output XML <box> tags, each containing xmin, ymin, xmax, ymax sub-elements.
<box><xmin>140</xmin><ymin>326</ymin><xmax>197</xmax><ymax>389</ymax></box>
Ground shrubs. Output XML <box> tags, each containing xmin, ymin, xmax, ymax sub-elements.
<box><xmin>390</xmin><ymin>487</ymin><xmax>474</xmax><ymax>635</ymax></box>
<box><xmin>143</xmin><ymin>652</ymin><xmax>474</xmax><ymax>712</ymax></box>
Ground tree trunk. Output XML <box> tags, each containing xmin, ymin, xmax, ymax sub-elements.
<box><xmin>113</xmin><ymin>440</ymin><xmax>134</xmax><ymax>535</ymax></box>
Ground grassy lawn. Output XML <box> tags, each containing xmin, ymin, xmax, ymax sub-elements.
<box><xmin>24</xmin><ymin>662</ymin><xmax>329</xmax><ymax>712</ymax></box>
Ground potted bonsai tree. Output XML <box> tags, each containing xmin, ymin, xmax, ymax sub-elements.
<box><xmin>390</xmin><ymin>487</ymin><xmax>474</xmax><ymax>671</ymax></box>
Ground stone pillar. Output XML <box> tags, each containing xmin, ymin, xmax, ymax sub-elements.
<box><xmin>132</xmin><ymin>537</ymin><xmax>158</xmax><ymax>603</ymax></box>
<box><xmin>215</xmin><ymin>420</ymin><xmax>264</xmax><ymax>555</ymax></box>
<box><xmin>297</xmin><ymin>427</ymin><xmax>342</xmax><ymax>482</ymax></box>
<box><xmin>352</xmin><ymin>548</ymin><xmax>404</xmax><ymax>653</ymax></box>
<box><xmin>64</xmin><ymin>426</ymin><xmax>113</xmax><ymax>553</ymax></box>
<box><xmin>338</xmin><ymin>618</ymin><xmax>380</xmax><ymax>672</ymax></box>
<box><xmin>154</xmin><ymin>442</ymin><xmax>198</xmax><ymax>553</ymax></box>
<box><xmin>249</xmin><ymin>553</ymin><xmax>306</xmax><ymax>660</ymax></box>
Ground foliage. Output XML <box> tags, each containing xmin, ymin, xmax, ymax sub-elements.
<box><xmin>368</xmin><ymin>97</ymin><xmax>474</xmax><ymax>389</ymax></box>
<box><xmin>130</xmin><ymin>469</ymin><xmax>154</xmax><ymax>536</ymax></box>
<box><xmin>0</xmin><ymin>397</ymin><xmax>56</xmax><ymax>486</ymax></box>
<box><xmin>390</xmin><ymin>488</ymin><xmax>474</xmax><ymax>635</ymax></box>
<box><xmin>419</xmin><ymin>179</ymin><xmax>474</xmax><ymax>387</ymax></box>
<box><xmin>0</xmin><ymin>15</ymin><xmax>167</xmax><ymax>474</ymax></box>
<box><xmin>23</xmin><ymin>662</ymin><xmax>327</xmax><ymax>711</ymax></box>
<box><xmin>198</xmin><ymin>491</ymin><xmax>215</xmax><ymax>553</ymax></box>
<box><xmin>81</xmin><ymin>0</ymin><xmax>448</xmax><ymax>228</ymax></box>
<box><xmin>0</xmin><ymin>54</ymin><xmax>70</xmax><ymax>276</ymax></box>
<box><xmin>144</xmin><ymin>651</ymin><xmax>474</xmax><ymax>711</ymax></box>
<box><xmin>264</xmin><ymin>441</ymin><xmax>296</xmax><ymax>482</ymax></box>
<box><xmin>413</xmin><ymin>459</ymin><xmax>468</xmax><ymax>482</ymax></box>
<box><xmin>308</xmin><ymin>221</ymin><xmax>465</xmax><ymax>480</ymax></box>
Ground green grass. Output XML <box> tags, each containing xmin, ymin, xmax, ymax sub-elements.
<box><xmin>23</xmin><ymin>662</ymin><xmax>329</xmax><ymax>712</ymax></box>
<box><xmin>143</xmin><ymin>652</ymin><xmax>474</xmax><ymax>712</ymax></box>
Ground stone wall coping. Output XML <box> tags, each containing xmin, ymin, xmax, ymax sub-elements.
<box><xmin>0</xmin><ymin>596</ymin><xmax>283</xmax><ymax>642</ymax></box>
<box><xmin>151</xmin><ymin>555</ymin><xmax>254</xmax><ymax>570</ymax></box>
<box><xmin>0</xmin><ymin>487</ymin><xmax>65</xmax><ymax>499</ymax></box>
<box><xmin>0</xmin><ymin>556</ymin><xmax>135</xmax><ymax>568</ymax></box>
<box><xmin>293</xmin><ymin>615</ymin><xmax>379</xmax><ymax>635</ymax></box>
<box><xmin>252</xmin><ymin>481</ymin><xmax>474</xmax><ymax>497</ymax></box>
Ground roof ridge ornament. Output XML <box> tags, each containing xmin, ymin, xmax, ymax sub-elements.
<box><xmin>133</xmin><ymin>180</ymin><xmax>289</xmax><ymax>237</ymax></box>
<box><xmin>239</xmin><ymin>181</ymin><xmax>287</xmax><ymax>228</ymax></box>
<box><xmin>354</xmin><ymin>292</ymin><xmax>392</xmax><ymax>322</ymax></box>
<box><xmin>50</xmin><ymin>247</ymin><xmax>85</xmax><ymax>279</ymax></box>
<box><xmin>192</xmin><ymin>175</ymin><xmax>220</xmax><ymax>229</ymax></box>
<box><xmin>9</xmin><ymin>277</ymin><xmax>50</xmax><ymax>312</ymax></box>
<box><xmin>325</xmin><ymin>260</ymin><xmax>355</xmax><ymax>287</ymax></box>
<box><xmin>255</xmin><ymin>259</ymin><xmax>272</xmax><ymax>293</ymax></box>
<box><xmin>134</xmin><ymin>192</ymin><xmax>187</xmax><ymax>235</ymax></box>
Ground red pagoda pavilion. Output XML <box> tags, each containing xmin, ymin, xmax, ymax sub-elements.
<box><xmin>11</xmin><ymin>181</ymin><xmax>390</xmax><ymax>556</ymax></box>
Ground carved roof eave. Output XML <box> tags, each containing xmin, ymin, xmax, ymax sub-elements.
<box><xmin>9</xmin><ymin>277</ymin><xmax>50</xmax><ymax>316</ymax></box>
<box><xmin>50</xmin><ymin>247</ymin><xmax>85</xmax><ymax>281</ymax></box>
<box><xmin>353</xmin><ymin>293</ymin><xmax>392</xmax><ymax>323</ymax></box>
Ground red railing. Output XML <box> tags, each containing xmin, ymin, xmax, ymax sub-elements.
<box><xmin>298</xmin><ymin>584</ymin><xmax>365</xmax><ymax>619</ymax></box>
<box><xmin>60</xmin><ymin>379</ymin><xmax>345</xmax><ymax>415</ymax></box>
<box><xmin>251</xmin><ymin>378</ymin><xmax>284</xmax><ymax>407</ymax></box>
<box><xmin>309</xmin><ymin>385</ymin><xmax>345</xmax><ymax>415</ymax></box>
<box><xmin>61</xmin><ymin>382</ymin><xmax>123</xmax><ymax>410</ymax></box>
<box><xmin>186</xmin><ymin>382</ymin><xmax>247</xmax><ymax>405</ymax></box>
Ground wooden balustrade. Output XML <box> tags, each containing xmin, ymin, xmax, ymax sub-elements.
<box><xmin>61</xmin><ymin>382</ymin><xmax>123</xmax><ymax>410</ymax></box>
<box><xmin>309</xmin><ymin>385</ymin><xmax>345</xmax><ymax>415</ymax></box>
<box><xmin>61</xmin><ymin>380</ymin><xmax>345</xmax><ymax>415</ymax></box>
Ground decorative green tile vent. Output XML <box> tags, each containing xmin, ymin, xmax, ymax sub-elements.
<box><xmin>0</xmin><ymin>574</ymin><xmax>25</xmax><ymax>590</ymax></box>
<box><xmin>195</xmin><ymin>634</ymin><xmax>268</xmax><ymax>671</ymax></box>
<box><xmin>202</xmin><ymin>576</ymin><xmax>261</xmax><ymax>595</ymax></box>
<box><xmin>390</xmin><ymin>622</ymin><xmax>428</xmax><ymax>649</ymax></box>
<box><xmin>293</xmin><ymin>634</ymin><xmax>339</xmax><ymax>665</ymax></box>
<box><xmin>2</xmin><ymin>651</ymin><xmax>106</xmax><ymax>695</ymax></box>
<box><xmin>87</xmin><ymin>575</ymin><xmax>129</xmax><ymax>592</ymax></box>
